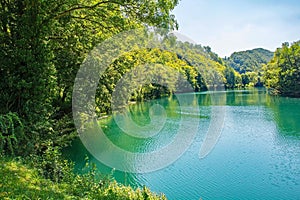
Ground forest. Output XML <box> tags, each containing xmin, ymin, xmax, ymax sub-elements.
<box><xmin>1</xmin><ymin>0</ymin><xmax>300</xmax><ymax>199</ymax></box>
<box><xmin>224</xmin><ymin>48</ymin><xmax>273</xmax><ymax>87</ymax></box>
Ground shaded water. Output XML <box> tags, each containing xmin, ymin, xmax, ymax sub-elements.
<box><xmin>65</xmin><ymin>89</ymin><xmax>300</xmax><ymax>199</ymax></box>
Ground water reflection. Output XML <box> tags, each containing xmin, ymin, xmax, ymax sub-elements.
<box><xmin>266</xmin><ymin>95</ymin><xmax>300</xmax><ymax>137</ymax></box>
<box><xmin>64</xmin><ymin>89</ymin><xmax>300</xmax><ymax>199</ymax></box>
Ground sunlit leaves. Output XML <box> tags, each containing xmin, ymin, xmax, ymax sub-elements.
<box><xmin>263</xmin><ymin>41</ymin><xmax>300</xmax><ymax>97</ymax></box>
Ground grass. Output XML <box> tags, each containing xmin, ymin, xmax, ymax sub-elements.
<box><xmin>0</xmin><ymin>155</ymin><xmax>167</xmax><ymax>200</ymax></box>
<box><xmin>0</xmin><ymin>156</ymin><xmax>68</xmax><ymax>199</ymax></box>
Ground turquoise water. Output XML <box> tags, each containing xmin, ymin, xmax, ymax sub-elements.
<box><xmin>65</xmin><ymin>89</ymin><xmax>300</xmax><ymax>199</ymax></box>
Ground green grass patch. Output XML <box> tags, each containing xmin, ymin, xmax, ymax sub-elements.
<box><xmin>0</xmin><ymin>155</ymin><xmax>167</xmax><ymax>200</ymax></box>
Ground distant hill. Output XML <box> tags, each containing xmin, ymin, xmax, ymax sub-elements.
<box><xmin>224</xmin><ymin>48</ymin><xmax>274</xmax><ymax>74</ymax></box>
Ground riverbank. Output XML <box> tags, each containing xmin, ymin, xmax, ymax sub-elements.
<box><xmin>0</xmin><ymin>154</ymin><xmax>167</xmax><ymax>199</ymax></box>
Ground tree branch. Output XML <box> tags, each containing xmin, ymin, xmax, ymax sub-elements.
<box><xmin>51</xmin><ymin>0</ymin><xmax>119</xmax><ymax>20</ymax></box>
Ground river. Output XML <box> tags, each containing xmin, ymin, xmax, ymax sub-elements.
<box><xmin>64</xmin><ymin>89</ymin><xmax>300</xmax><ymax>199</ymax></box>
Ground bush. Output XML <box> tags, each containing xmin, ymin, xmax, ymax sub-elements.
<box><xmin>32</xmin><ymin>141</ymin><xmax>74</xmax><ymax>183</ymax></box>
<box><xmin>0</xmin><ymin>153</ymin><xmax>167</xmax><ymax>199</ymax></box>
<box><xmin>0</xmin><ymin>112</ymin><xmax>32</xmax><ymax>155</ymax></box>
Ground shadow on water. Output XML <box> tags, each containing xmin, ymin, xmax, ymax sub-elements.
<box><xmin>63</xmin><ymin>138</ymin><xmax>140</xmax><ymax>186</ymax></box>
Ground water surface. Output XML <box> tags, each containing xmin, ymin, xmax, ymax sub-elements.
<box><xmin>65</xmin><ymin>89</ymin><xmax>300</xmax><ymax>199</ymax></box>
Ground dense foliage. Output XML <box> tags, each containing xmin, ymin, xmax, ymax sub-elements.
<box><xmin>94</xmin><ymin>39</ymin><xmax>240</xmax><ymax>115</ymax></box>
<box><xmin>0</xmin><ymin>0</ymin><xmax>179</xmax><ymax>152</ymax></box>
<box><xmin>225</xmin><ymin>48</ymin><xmax>273</xmax><ymax>73</ymax></box>
<box><xmin>263</xmin><ymin>41</ymin><xmax>300</xmax><ymax>97</ymax></box>
<box><xmin>95</xmin><ymin>48</ymin><xmax>201</xmax><ymax>114</ymax></box>
<box><xmin>224</xmin><ymin>48</ymin><xmax>274</xmax><ymax>87</ymax></box>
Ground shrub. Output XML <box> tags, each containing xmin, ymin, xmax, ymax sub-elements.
<box><xmin>0</xmin><ymin>112</ymin><xmax>32</xmax><ymax>155</ymax></box>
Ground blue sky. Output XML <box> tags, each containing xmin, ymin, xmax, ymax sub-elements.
<box><xmin>172</xmin><ymin>0</ymin><xmax>300</xmax><ymax>57</ymax></box>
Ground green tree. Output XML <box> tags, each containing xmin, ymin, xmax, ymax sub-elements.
<box><xmin>0</xmin><ymin>0</ymin><xmax>179</xmax><ymax>153</ymax></box>
<box><xmin>0</xmin><ymin>0</ymin><xmax>57</xmax><ymax>130</ymax></box>
<box><xmin>263</xmin><ymin>41</ymin><xmax>300</xmax><ymax>97</ymax></box>
<box><xmin>224</xmin><ymin>67</ymin><xmax>236</xmax><ymax>89</ymax></box>
<box><xmin>241</xmin><ymin>73</ymin><xmax>250</xmax><ymax>87</ymax></box>
<box><xmin>225</xmin><ymin>48</ymin><xmax>273</xmax><ymax>74</ymax></box>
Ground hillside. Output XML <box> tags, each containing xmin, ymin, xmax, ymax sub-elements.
<box><xmin>224</xmin><ymin>48</ymin><xmax>274</xmax><ymax>74</ymax></box>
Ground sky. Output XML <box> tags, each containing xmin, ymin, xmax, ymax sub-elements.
<box><xmin>172</xmin><ymin>0</ymin><xmax>300</xmax><ymax>57</ymax></box>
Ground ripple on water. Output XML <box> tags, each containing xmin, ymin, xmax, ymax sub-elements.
<box><xmin>66</xmin><ymin>90</ymin><xmax>300</xmax><ymax>200</ymax></box>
